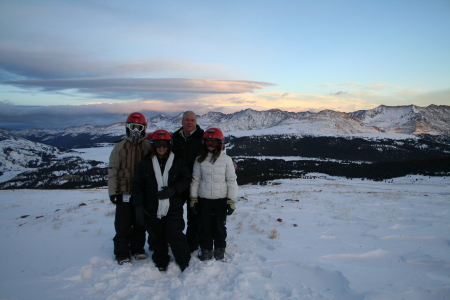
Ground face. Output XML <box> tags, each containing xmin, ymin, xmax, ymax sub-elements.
<box><xmin>153</xmin><ymin>141</ymin><xmax>169</xmax><ymax>156</ymax></box>
<box><xmin>182</xmin><ymin>113</ymin><xmax>197</xmax><ymax>133</ymax></box>
<box><xmin>205</xmin><ymin>140</ymin><xmax>219</xmax><ymax>153</ymax></box>
<box><xmin>156</xmin><ymin>146</ymin><xmax>168</xmax><ymax>156</ymax></box>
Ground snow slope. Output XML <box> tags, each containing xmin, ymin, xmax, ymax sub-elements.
<box><xmin>0</xmin><ymin>175</ymin><xmax>449</xmax><ymax>299</ymax></box>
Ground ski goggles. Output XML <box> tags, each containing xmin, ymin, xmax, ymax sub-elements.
<box><xmin>204</xmin><ymin>140</ymin><xmax>220</xmax><ymax>148</ymax></box>
<box><xmin>127</xmin><ymin>123</ymin><xmax>145</xmax><ymax>131</ymax></box>
<box><xmin>153</xmin><ymin>140</ymin><xmax>170</xmax><ymax>148</ymax></box>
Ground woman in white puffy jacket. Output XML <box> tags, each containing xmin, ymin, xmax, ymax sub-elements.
<box><xmin>190</xmin><ymin>128</ymin><xmax>238</xmax><ymax>261</ymax></box>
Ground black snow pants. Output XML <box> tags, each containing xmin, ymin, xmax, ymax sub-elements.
<box><xmin>145</xmin><ymin>205</ymin><xmax>191</xmax><ymax>268</ymax></box>
<box><xmin>198</xmin><ymin>198</ymin><xmax>228</xmax><ymax>251</ymax></box>
<box><xmin>183</xmin><ymin>190</ymin><xmax>200</xmax><ymax>252</ymax></box>
<box><xmin>113</xmin><ymin>196</ymin><xmax>147</xmax><ymax>258</ymax></box>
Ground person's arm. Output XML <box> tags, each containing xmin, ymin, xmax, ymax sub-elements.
<box><xmin>131</xmin><ymin>161</ymin><xmax>146</xmax><ymax>207</ymax></box>
<box><xmin>190</xmin><ymin>160</ymin><xmax>201</xmax><ymax>199</ymax></box>
<box><xmin>172</xmin><ymin>159</ymin><xmax>191</xmax><ymax>195</ymax></box>
<box><xmin>225</xmin><ymin>156</ymin><xmax>238</xmax><ymax>201</ymax></box>
<box><xmin>108</xmin><ymin>143</ymin><xmax>121</xmax><ymax>197</ymax></box>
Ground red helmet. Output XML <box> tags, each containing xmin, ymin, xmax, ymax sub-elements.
<box><xmin>126</xmin><ymin>112</ymin><xmax>147</xmax><ymax>126</ymax></box>
<box><xmin>150</xmin><ymin>129</ymin><xmax>172</xmax><ymax>141</ymax></box>
<box><xmin>203</xmin><ymin>128</ymin><xmax>225</xmax><ymax>141</ymax></box>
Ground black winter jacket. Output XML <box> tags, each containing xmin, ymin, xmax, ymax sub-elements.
<box><xmin>172</xmin><ymin>125</ymin><xmax>204</xmax><ymax>173</ymax></box>
<box><xmin>131</xmin><ymin>153</ymin><xmax>191</xmax><ymax>217</ymax></box>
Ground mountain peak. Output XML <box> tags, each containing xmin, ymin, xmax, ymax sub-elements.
<box><xmin>9</xmin><ymin>105</ymin><xmax>450</xmax><ymax>148</ymax></box>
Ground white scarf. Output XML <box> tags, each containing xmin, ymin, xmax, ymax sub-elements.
<box><xmin>152</xmin><ymin>152</ymin><xmax>174</xmax><ymax>219</ymax></box>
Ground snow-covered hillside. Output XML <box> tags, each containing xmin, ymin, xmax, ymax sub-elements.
<box><xmin>0</xmin><ymin>129</ymin><xmax>71</xmax><ymax>182</ymax></box>
<box><xmin>0</xmin><ymin>175</ymin><xmax>448</xmax><ymax>299</ymax></box>
<box><xmin>0</xmin><ymin>130</ymin><xmax>107</xmax><ymax>189</ymax></box>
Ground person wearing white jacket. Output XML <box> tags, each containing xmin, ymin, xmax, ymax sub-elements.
<box><xmin>190</xmin><ymin>128</ymin><xmax>238</xmax><ymax>261</ymax></box>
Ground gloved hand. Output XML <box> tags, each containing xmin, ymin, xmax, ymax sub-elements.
<box><xmin>156</xmin><ymin>186</ymin><xmax>177</xmax><ymax>200</ymax></box>
<box><xmin>190</xmin><ymin>198</ymin><xmax>198</xmax><ymax>214</ymax></box>
<box><xmin>109</xmin><ymin>194</ymin><xmax>122</xmax><ymax>204</ymax></box>
<box><xmin>135</xmin><ymin>205</ymin><xmax>145</xmax><ymax>226</ymax></box>
<box><xmin>226</xmin><ymin>199</ymin><xmax>235</xmax><ymax>215</ymax></box>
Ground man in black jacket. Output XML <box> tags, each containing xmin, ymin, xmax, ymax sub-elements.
<box><xmin>172</xmin><ymin>111</ymin><xmax>204</xmax><ymax>253</ymax></box>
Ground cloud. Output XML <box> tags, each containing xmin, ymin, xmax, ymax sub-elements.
<box><xmin>316</xmin><ymin>83</ymin><xmax>336</xmax><ymax>87</ymax></box>
<box><xmin>316</xmin><ymin>82</ymin><xmax>362</xmax><ymax>88</ymax></box>
<box><xmin>0</xmin><ymin>100</ymin><xmax>170</xmax><ymax>128</ymax></box>
<box><xmin>1</xmin><ymin>87</ymin><xmax>447</xmax><ymax>129</ymax></box>
<box><xmin>2</xmin><ymin>78</ymin><xmax>277</xmax><ymax>96</ymax></box>
<box><xmin>363</xmin><ymin>82</ymin><xmax>394</xmax><ymax>90</ymax></box>
<box><xmin>340</xmin><ymin>82</ymin><xmax>362</xmax><ymax>88</ymax></box>
<box><xmin>329</xmin><ymin>91</ymin><xmax>349</xmax><ymax>96</ymax></box>
<box><xmin>0</xmin><ymin>46</ymin><xmax>229</xmax><ymax>80</ymax></box>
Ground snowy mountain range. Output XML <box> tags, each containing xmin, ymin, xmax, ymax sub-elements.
<box><xmin>1</xmin><ymin>104</ymin><xmax>449</xmax><ymax>189</ymax></box>
<box><xmin>9</xmin><ymin>104</ymin><xmax>450</xmax><ymax>149</ymax></box>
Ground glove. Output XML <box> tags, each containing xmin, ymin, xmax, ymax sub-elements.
<box><xmin>190</xmin><ymin>198</ymin><xmax>198</xmax><ymax>215</ymax></box>
<box><xmin>135</xmin><ymin>205</ymin><xmax>145</xmax><ymax>226</ymax></box>
<box><xmin>226</xmin><ymin>199</ymin><xmax>235</xmax><ymax>215</ymax></box>
<box><xmin>156</xmin><ymin>186</ymin><xmax>177</xmax><ymax>200</ymax></box>
<box><xmin>109</xmin><ymin>194</ymin><xmax>122</xmax><ymax>204</ymax></box>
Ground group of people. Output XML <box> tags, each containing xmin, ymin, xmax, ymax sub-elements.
<box><xmin>107</xmin><ymin>111</ymin><xmax>238</xmax><ymax>272</ymax></box>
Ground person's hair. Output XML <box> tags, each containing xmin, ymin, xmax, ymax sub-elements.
<box><xmin>150</xmin><ymin>144</ymin><xmax>172</xmax><ymax>160</ymax></box>
<box><xmin>197</xmin><ymin>143</ymin><xmax>221</xmax><ymax>163</ymax></box>
<box><xmin>182</xmin><ymin>111</ymin><xmax>196</xmax><ymax>120</ymax></box>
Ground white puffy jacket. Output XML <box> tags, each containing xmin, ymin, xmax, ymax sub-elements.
<box><xmin>190</xmin><ymin>151</ymin><xmax>238</xmax><ymax>201</ymax></box>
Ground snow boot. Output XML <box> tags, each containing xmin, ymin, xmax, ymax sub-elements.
<box><xmin>133</xmin><ymin>251</ymin><xmax>147</xmax><ymax>260</ymax></box>
<box><xmin>156</xmin><ymin>263</ymin><xmax>168</xmax><ymax>272</ymax></box>
<box><xmin>214</xmin><ymin>248</ymin><xmax>226</xmax><ymax>261</ymax></box>
<box><xmin>198</xmin><ymin>248</ymin><xmax>213</xmax><ymax>261</ymax></box>
<box><xmin>116</xmin><ymin>256</ymin><xmax>131</xmax><ymax>265</ymax></box>
<box><xmin>179</xmin><ymin>263</ymin><xmax>189</xmax><ymax>272</ymax></box>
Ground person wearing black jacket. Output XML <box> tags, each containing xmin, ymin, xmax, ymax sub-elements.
<box><xmin>131</xmin><ymin>130</ymin><xmax>191</xmax><ymax>272</ymax></box>
<box><xmin>171</xmin><ymin>111</ymin><xmax>204</xmax><ymax>253</ymax></box>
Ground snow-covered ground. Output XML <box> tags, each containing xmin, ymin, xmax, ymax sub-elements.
<box><xmin>0</xmin><ymin>174</ymin><xmax>449</xmax><ymax>299</ymax></box>
<box><xmin>70</xmin><ymin>146</ymin><xmax>114</xmax><ymax>163</ymax></box>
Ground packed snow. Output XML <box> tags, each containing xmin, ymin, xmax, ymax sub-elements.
<box><xmin>1</xmin><ymin>172</ymin><xmax>449</xmax><ymax>299</ymax></box>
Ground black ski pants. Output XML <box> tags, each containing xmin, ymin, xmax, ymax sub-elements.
<box><xmin>113</xmin><ymin>196</ymin><xmax>147</xmax><ymax>258</ymax></box>
<box><xmin>183</xmin><ymin>191</ymin><xmax>200</xmax><ymax>252</ymax></box>
<box><xmin>198</xmin><ymin>198</ymin><xmax>228</xmax><ymax>251</ymax></box>
<box><xmin>145</xmin><ymin>206</ymin><xmax>190</xmax><ymax>268</ymax></box>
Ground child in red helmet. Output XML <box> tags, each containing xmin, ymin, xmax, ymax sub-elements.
<box><xmin>132</xmin><ymin>130</ymin><xmax>191</xmax><ymax>272</ymax></box>
<box><xmin>189</xmin><ymin>128</ymin><xmax>238</xmax><ymax>261</ymax></box>
<box><xmin>108</xmin><ymin>112</ymin><xmax>150</xmax><ymax>265</ymax></box>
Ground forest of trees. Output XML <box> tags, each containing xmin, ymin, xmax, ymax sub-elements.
<box><xmin>226</xmin><ymin>135</ymin><xmax>450</xmax><ymax>162</ymax></box>
<box><xmin>2</xmin><ymin>134</ymin><xmax>449</xmax><ymax>189</ymax></box>
<box><xmin>227</xmin><ymin>135</ymin><xmax>450</xmax><ymax>185</ymax></box>
<box><xmin>234</xmin><ymin>157</ymin><xmax>450</xmax><ymax>185</ymax></box>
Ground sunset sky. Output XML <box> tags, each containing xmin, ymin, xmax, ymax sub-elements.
<box><xmin>1</xmin><ymin>0</ymin><xmax>449</xmax><ymax>128</ymax></box>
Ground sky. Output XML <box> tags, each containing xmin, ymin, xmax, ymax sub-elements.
<box><xmin>0</xmin><ymin>0</ymin><xmax>449</xmax><ymax>128</ymax></box>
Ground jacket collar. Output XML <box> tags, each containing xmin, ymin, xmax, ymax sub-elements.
<box><xmin>175</xmin><ymin>124</ymin><xmax>204</xmax><ymax>140</ymax></box>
